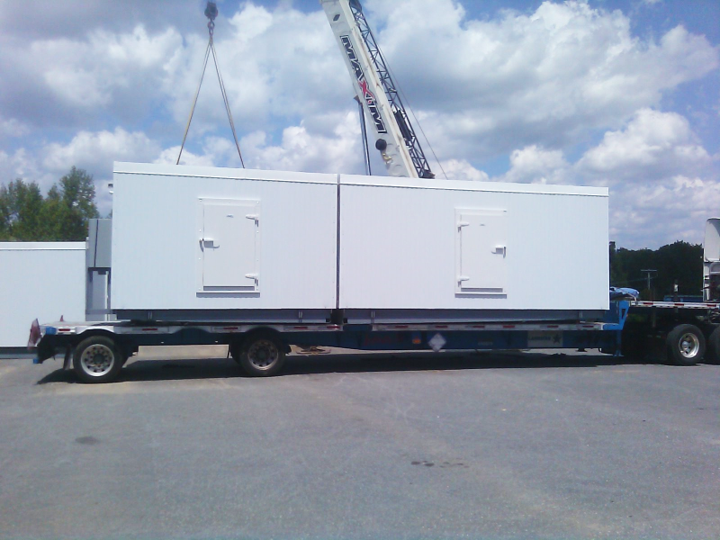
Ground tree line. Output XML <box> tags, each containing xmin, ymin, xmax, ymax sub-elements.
<box><xmin>611</xmin><ymin>241</ymin><xmax>703</xmax><ymax>300</ymax></box>
<box><xmin>0</xmin><ymin>167</ymin><xmax>99</xmax><ymax>242</ymax></box>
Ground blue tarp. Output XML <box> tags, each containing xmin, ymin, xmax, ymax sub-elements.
<box><xmin>610</xmin><ymin>287</ymin><xmax>639</xmax><ymax>300</ymax></box>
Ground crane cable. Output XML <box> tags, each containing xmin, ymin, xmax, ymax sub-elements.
<box><xmin>177</xmin><ymin>2</ymin><xmax>245</xmax><ymax>167</ymax></box>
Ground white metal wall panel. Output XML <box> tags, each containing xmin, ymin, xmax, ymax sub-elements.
<box><xmin>338</xmin><ymin>174</ymin><xmax>609</xmax><ymax>311</ymax></box>
<box><xmin>0</xmin><ymin>243</ymin><xmax>86</xmax><ymax>348</ymax></box>
<box><xmin>703</xmin><ymin>218</ymin><xmax>720</xmax><ymax>300</ymax></box>
<box><xmin>111</xmin><ymin>163</ymin><xmax>338</xmax><ymax>311</ymax></box>
<box><xmin>704</xmin><ymin>219</ymin><xmax>720</xmax><ymax>263</ymax></box>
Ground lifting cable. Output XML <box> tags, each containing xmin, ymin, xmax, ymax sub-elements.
<box><xmin>177</xmin><ymin>2</ymin><xmax>245</xmax><ymax>167</ymax></box>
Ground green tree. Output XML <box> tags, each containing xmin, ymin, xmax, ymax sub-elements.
<box><xmin>656</xmin><ymin>241</ymin><xmax>703</xmax><ymax>296</ymax></box>
<box><xmin>0</xmin><ymin>184</ymin><xmax>10</xmax><ymax>238</ymax></box>
<box><xmin>611</xmin><ymin>241</ymin><xmax>703</xmax><ymax>299</ymax></box>
<box><xmin>0</xmin><ymin>167</ymin><xmax>99</xmax><ymax>241</ymax></box>
<box><xmin>46</xmin><ymin>167</ymin><xmax>99</xmax><ymax>241</ymax></box>
<box><xmin>0</xmin><ymin>179</ymin><xmax>45</xmax><ymax>241</ymax></box>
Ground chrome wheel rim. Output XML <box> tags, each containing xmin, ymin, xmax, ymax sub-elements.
<box><xmin>679</xmin><ymin>333</ymin><xmax>700</xmax><ymax>359</ymax></box>
<box><xmin>247</xmin><ymin>340</ymin><xmax>278</xmax><ymax>370</ymax></box>
<box><xmin>80</xmin><ymin>344</ymin><xmax>115</xmax><ymax>377</ymax></box>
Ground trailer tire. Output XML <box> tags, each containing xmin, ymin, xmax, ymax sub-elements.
<box><xmin>665</xmin><ymin>324</ymin><xmax>705</xmax><ymax>366</ymax></box>
<box><xmin>237</xmin><ymin>332</ymin><xmax>285</xmax><ymax>377</ymax></box>
<box><xmin>73</xmin><ymin>336</ymin><xmax>124</xmax><ymax>383</ymax></box>
<box><xmin>706</xmin><ymin>326</ymin><xmax>720</xmax><ymax>364</ymax></box>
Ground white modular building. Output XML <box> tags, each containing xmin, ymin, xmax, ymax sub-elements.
<box><xmin>111</xmin><ymin>162</ymin><xmax>608</xmax><ymax>323</ymax></box>
<box><xmin>0</xmin><ymin>242</ymin><xmax>86</xmax><ymax>349</ymax></box>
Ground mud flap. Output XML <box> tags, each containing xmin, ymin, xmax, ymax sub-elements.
<box><xmin>63</xmin><ymin>347</ymin><xmax>73</xmax><ymax>371</ymax></box>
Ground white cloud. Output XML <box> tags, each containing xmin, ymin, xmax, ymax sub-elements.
<box><xmin>0</xmin><ymin>149</ymin><xmax>53</xmax><ymax>189</ymax></box>
<box><xmin>577</xmin><ymin>108</ymin><xmax>712</xmax><ymax>183</ymax></box>
<box><xmin>609</xmin><ymin>176</ymin><xmax>720</xmax><ymax>248</ymax></box>
<box><xmin>368</xmin><ymin>0</ymin><xmax>719</xmax><ymax>159</ymax></box>
<box><xmin>43</xmin><ymin>128</ymin><xmax>162</xmax><ymax>178</ymax></box>
<box><xmin>0</xmin><ymin>116</ymin><xmax>30</xmax><ymax>138</ymax></box>
<box><xmin>2</xmin><ymin>0</ymin><xmax>717</xmax><ymax>161</ymax></box>
<box><xmin>437</xmin><ymin>159</ymin><xmax>489</xmax><ymax>182</ymax></box>
<box><xmin>241</xmin><ymin>112</ymin><xmax>364</xmax><ymax>174</ymax></box>
<box><xmin>500</xmin><ymin>145</ymin><xmax>569</xmax><ymax>184</ymax></box>
<box><xmin>40</xmin><ymin>26</ymin><xmax>182</xmax><ymax>108</ymax></box>
<box><xmin>583</xmin><ymin>111</ymin><xmax>716</xmax><ymax>247</ymax></box>
<box><xmin>154</xmin><ymin>112</ymin><xmax>364</xmax><ymax>175</ymax></box>
<box><xmin>492</xmin><ymin>109</ymin><xmax>718</xmax><ymax>247</ymax></box>
<box><xmin>160</xmin><ymin>5</ymin><xmax>347</xmax><ymax>137</ymax></box>
<box><xmin>154</xmin><ymin>136</ymin><xmax>249</xmax><ymax>168</ymax></box>
<box><xmin>0</xmin><ymin>0</ymin><xmax>199</xmax><ymax>40</ymax></box>
<box><xmin>155</xmin><ymin>146</ymin><xmax>216</xmax><ymax>168</ymax></box>
<box><xmin>0</xmin><ymin>25</ymin><xmax>182</xmax><ymax>127</ymax></box>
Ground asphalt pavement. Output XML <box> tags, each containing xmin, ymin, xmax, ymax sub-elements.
<box><xmin>0</xmin><ymin>348</ymin><xmax>718</xmax><ymax>539</ymax></box>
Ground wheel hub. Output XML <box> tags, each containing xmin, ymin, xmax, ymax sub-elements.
<box><xmin>679</xmin><ymin>333</ymin><xmax>700</xmax><ymax>358</ymax></box>
<box><xmin>81</xmin><ymin>344</ymin><xmax>114</xmax><ymax>375</ymax></box>
<box><xmin>248</xmin><ymin>341</ymin><xmax>277</xmax><ymax>368</ymax></box>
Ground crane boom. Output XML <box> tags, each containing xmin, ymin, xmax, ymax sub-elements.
<box><xmin>321</xmin><ymin>0</ymin><xmax>434</xmax><ymax>178</ymax></box>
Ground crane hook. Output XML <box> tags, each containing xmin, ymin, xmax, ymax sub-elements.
<box><xmin>205</xmin><ymin>2</ymin><xmax>218</xmax><ymax>21</ymax></box>
<box><xmin>205</xmin><ymin>2</ymin><xmax>218</xmax><ymax>35</ymax></box>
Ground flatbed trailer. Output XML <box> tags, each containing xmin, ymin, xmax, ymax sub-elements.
<box><xmin>32</xmin><ymin>298</ymin><xmax>720</xmax><ymax>383</ymax></box>
<box><xmin>33</xmin><ymin>301</ymin><xmax>630</xmax><ymax>383</ymax></box>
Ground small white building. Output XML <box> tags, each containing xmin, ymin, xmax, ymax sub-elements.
<box><xmin>0</xmin><ymin>242</ymin><xmax>86</xmax><ymax>349</ymax></box>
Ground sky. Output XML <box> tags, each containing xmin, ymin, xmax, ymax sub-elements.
<box><xmin>0</xmin><ymin>0</ymin><xmax>718</xmax><ymax>249</ymax></box>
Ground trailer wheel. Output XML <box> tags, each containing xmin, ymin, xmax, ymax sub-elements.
<box><xmin>666</xmin><ymin>324</ymin><xmax>705</xmax><ymax>366</ymax></box>
<box><xmin>237</xmin><ymin>332</ymin><xmax>285</xmax><ymax>376</ymax></box>
<box><xmin>706</xmin><ymin>326</ymin><xmax>720</xmax><ymax>364</ymax></box>
<box><xmin>73</xmin><ymin>336</ymin><xmax>124</xmax><ymax>383</ymax></box>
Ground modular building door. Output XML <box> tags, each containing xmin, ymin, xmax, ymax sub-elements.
<box><xmin>198</xmin><ymin>199</ymin><xmax>260</xmax><ymax>292</ymax></box>
<box><xmin>456</xmin><ymin>209</ymin><xmax>507</xmax><ymax>295</ymax></box>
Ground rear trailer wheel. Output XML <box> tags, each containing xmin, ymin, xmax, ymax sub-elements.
<box><xmin>666</xmin><ymin>324</ymin><xmax>705</xmax><ymax>366</ymax></box>
<box><xmin>73</xmin><ymin>336</ymin><xmax>124</xmax><ymax>383</ymax></box>
<box><xmin>238</xmin><ymin>333</ymin><xmax>286</xmax><ymax>377</ymax></box>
